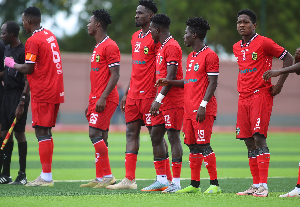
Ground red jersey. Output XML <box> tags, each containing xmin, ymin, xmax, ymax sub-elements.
<box><xmin>156</xmin><ymin>36</ymin><xmax>184</xmax><ymax>110</ymax></box>
<box><xmin>89</xmin><ymin>36</ymin><xmax>120</xmax><ymax>104</ymax></box>
<box><xmin>184</xmin><ymin>46</ymin><xmax>219</xmax><ymax>119</ymax></box>
<box><xmin>25</xmin><ymin>27</ymin><xmax>64</xmax><ymax>103</ymax></box>
<box><xmin>233</xmin><ymin>33</ymin><xmax>287</xmax><ymax>98</ymax></box>
<box><xmin>128</xmin><ymin>30</ymin><xmax>160</xmax><ymax>99</ymax></box>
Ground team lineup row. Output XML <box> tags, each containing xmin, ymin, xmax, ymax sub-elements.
<box><xmin>0</xmin><ymin>0</ymin><xmax>299</xmax><ymax>198</ymax></box>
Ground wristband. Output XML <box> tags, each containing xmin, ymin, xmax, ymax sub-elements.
<box><xmin>200</xmin><ymin>100</ymin><xmax>208</xmax><ymax>108</ymax></box>
<box><xmin>20</xmin><ymin>93</ymin><xmax>29</xmax><ymax>102</ymax></box>
<box><xmin>155</xmin><ymin>93</ymin><xmax>165</xmax><ymax>104</ymax></box>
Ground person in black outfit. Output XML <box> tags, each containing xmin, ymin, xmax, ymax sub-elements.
<box><xmin>0</xmin><ymin>21</ymin><xmax>30</xmax><ymax>185</ymax></box>
<box><xmin>0</xmin><ymin>39</ymin><xmax>5</xmax><ymax>175</ymax></box>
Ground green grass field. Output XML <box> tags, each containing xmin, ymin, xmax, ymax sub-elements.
<box><xmin>0</xmin><ymin>131</ymin><xmax>299</xmax><ymax>206</ymax></box>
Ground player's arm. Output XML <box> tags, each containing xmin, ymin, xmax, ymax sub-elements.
<box><xmin>96</xmin><ymin>65</ymin><xmax>120</xmax><ymax>112</ymax></box>
<box><xmin>196</xmin><ymin>75</ymin><xmax>218</xmax><ymax>123</ymax></box>
<box><xmin>270</xmin><ymin>52</ymin><xmax>293</xmax><ymax>96</ymax></box>
<box><xmin>4</xmin><ymin>57</ymin><xmax>34</xmax><ymax>74</ymax></box>
<box><xmin>150</xmin><ymin>64</ymin><xmax>177</xmax><ymax>116</ymax></box>
<box><xmin>15</xmin><ymin>78</ymin><xmax>30</xmax><ymax>120</ymax></box>
<box><xmin>120</xmin><ymin>78</ymin><xmax>130</xmax><ymax>113</ymax></box>
<box><xmin>263</xmin><ymin>48</ymin><xmax>300</xmax><ymax>80</ymax></box>
<box><xmin>155</xmin><ymin>78</ymin><xmax>184</xmax><ymax>88</ymax></box>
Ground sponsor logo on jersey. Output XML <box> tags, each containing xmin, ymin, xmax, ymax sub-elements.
<box><xmin>96</xmin><ymin>55</ymin><xmax>100</xmax><ymax>62</ymax></box>
<box><xmin>236</xmin><ymin>127</ymin><xmax>240</xmax><ymax>135</ymax></box>
<box><xmin>184</xmin><ymin>79</ymin><xmax>197</xmax><ymax>84</ymax></box>
<box><xmin>92</xmin><ymin>68</ymin><xmax>99</xmax><ymax>71</ymax></box>
<box><xmin>239</xmin><ymin>68</ymin><xmax>257</xmax><ymax>74</ymax></box>
<box><xmin>194</xmin><ymin>63</ymin><xmax>199</xmax><ymax>71</ymax></box>
<box><xmin>144</xmin><ymin>46</ymin><xmax>149</xmax><ymax>55</ymax></box>
<box><xmin>252</xmin><ymin>52</ymin><xmax>257</xmax><ymax>60</ymax></box>
<box><xmin>132</xmin><ymin>60</ymin><xmax>146</xmax><ymax>64</ymax></box>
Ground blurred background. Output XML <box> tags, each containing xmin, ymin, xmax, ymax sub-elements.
<box><xmin>1</xmin><ymin>0</ymin><xmax>299</xmax><ymax>130</ymax></box>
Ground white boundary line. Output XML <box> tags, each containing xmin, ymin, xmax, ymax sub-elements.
<box><xmin>53</xmin><ymin>176</ymin><xmax>293</xmax><ymax>183</ymax></box>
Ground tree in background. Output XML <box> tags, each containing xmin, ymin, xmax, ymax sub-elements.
<box><xmin>0</xmin><ymin>0</ymin><xmax>78</xmax><ymax>44</ymax></box>
<box><xmin>1</xmin><ymin>0</ymin><xmax>299</xmax><ymax>55</ymax></box>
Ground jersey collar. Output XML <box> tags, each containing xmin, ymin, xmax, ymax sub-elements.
<box><xmin>95</xmin><ymin>36</ymin><xmax>109</xmax><ymax>48</ymax></box>
<box><xmin>160</xmin><ymin>36</ymin><xmax>173</xmax><ymax>50</ymax></box>
<box><xmin>241</xmin><ymin>33</ymin><xmax>258</xmax><ymax>48</ymax></box>
<box><xmin>32</xmin><ymin>27</ymin><xmax>45</xmax><ymax>35</ymax></box>
<box><xmin>193</xmin><ymin>45</ymin><xmax>209</xmax><ymax>57</ymax></box>
<box><xmin>138</xmin><ymin>30</ymin><xmax>151</xmax><ymax>38</ymax></box>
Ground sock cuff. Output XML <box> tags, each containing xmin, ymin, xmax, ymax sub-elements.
<box><xmin>91</xmin><ymin>137</ymin><xmax>102</xmax><ymax>144</ymax></box>
<box><xmin>125</xmin><ymin>151</ymin><xmax>138</xmax><ymax>155</ymax></box>
<box><xmin>172</xmin><ymin>157</ymin><xmax>182</xmax><ymax>162</ymax></box>
<box><xmin>202</xmin><ymin>146</ymin><xmax>213</xmax><ymax>156</ymax></box>
<box><xmin>257</xmin><ymin>147</ymin><xmax>269</xmax><ymax>155</ymax></box>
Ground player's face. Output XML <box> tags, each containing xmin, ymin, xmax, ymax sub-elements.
<box><xmin>87</xmin><ymin>16</ymin><xmax>96</xmax><ymax>36</ymax></box>
<box><xmin>135</xmin><ymin>5</ymin><xmax>150</xmax><ymax>27</ymax></box>
<box><xmin>149</xmin><ymin>22</ymin><xmax>159</xmax><ymax>43</ymax></box>
<box><xmin>21</xmin><ymin>13</ymin><xmax>31</xmax><ymax>34</ymax></box>
<box><xmin>237</xmin><ymin>14</ymin><xmax>256</xmax><ymax>37</ymax></box>
<box><xmin>183</xmin><ymin>26</ymin><xmax>193</xmax><ymax>47</ymax></box>
<box><xmin>0</xmin><ymin>24</ymin><xmax>11</xmax><ymax>45</ymax></box>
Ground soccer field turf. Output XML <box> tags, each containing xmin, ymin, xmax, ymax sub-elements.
<box><xmin>1</xmin><ymin>131</ymin><xmax>299</xmax><ymax>206</ymax></box>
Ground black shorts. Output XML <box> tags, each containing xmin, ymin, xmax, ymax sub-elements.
<box><xmin>1</xmin><ymin>90</ymin><xmax>29</xmax><ymax>132</ymax></box>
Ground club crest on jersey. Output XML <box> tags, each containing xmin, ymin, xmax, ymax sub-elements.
<box><xmin>194</xmin><ymin>63</ymin><xmax>199</xmax><ymax>71</ymax></box>
<box><xmin>96</xmin><ymin>55</ymin><xmax>100</xmax><ymax>62</ymax></box>
<box><xmin>144</xmin><ymin>46</ymin><xmax>149</xmax><ymax>55</ymax></box>
<box><xmin>159</xmin><ymin>56</ymin><xmax>163</xmax><ymax>64</ymax></box>
<box><xmin>236</xmin><ymin>127</ymin><xmax>240</xmax><ymax>135</ymax></box>
<box><xmin>252</xmin><ymin>52</ymin><xmax>257</xmax><ymax>60</ymax></box>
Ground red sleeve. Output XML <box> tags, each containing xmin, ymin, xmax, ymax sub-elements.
<box><xmin>25</xmin><ymin>38</ymin><xmax>39</xmax><ymax>56</ymax></box>
<box><xmin>263</xmin><ymin>37</ymin><xmax>287</xmax><ymax>60</ymax></box>
<box><xmin>165</xmin><ymin>45</ymin><xmax>181</xmax><ymax>66</ymax></box>
<box><xmin>105</xmin><ymin>44</ymin><xmax>120</xmax><ymax>68</ymax></box>
<box><xmin>205</xmin><ymin>52</ymin><xmax>219</xmax><ymax>75</ymax></box>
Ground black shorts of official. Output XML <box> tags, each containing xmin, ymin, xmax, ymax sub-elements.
<box><xmin>1</xmin><ymin>89</ymin><xmax>29</xmax><ymax>132</ymax></box>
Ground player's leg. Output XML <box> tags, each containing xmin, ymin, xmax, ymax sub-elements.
<box><xmin>163</xmin><ymin>137</ymin><xmax>173</xmax><ymax>183</ymax></box>
<box><xmin>11</xmin><ymin>131</ymin><xmax>27</xmax><ymax>185</ymax></box>
<box><xmin>142</xmin><ymin>124</ymin><xmax>169</xmax><ymax>191</ymax></box>
<box><xmin>0</xmin><ymin>132</ymin><xmax>13</xmax><ymax>184</ymax></box>
<box><xmin>236</xmin><ymin>98</ymin><xmax>259</xmax><ymax>195</ymax></box>
<box><xmin>84</xmin><ymin>101</ymin><xmax>117</xmax><ymax>188</ymax></box>
<box><xmin>26</xmin><ymin>103</ymin><xmax>59</xmax><ymax>187</ymax></box>
<box><xmin>176</xmin><ymin>119</ymin><xmax>201</xmax><ymax>194</ymax></box>
<box><xmin>162</xmin><ymin>108</ymin><xmax>183</xmax><ymax>193</ymax></box>
<box><xmin>252</xmin><ymin>91</ymin><xmax>273</xmax><ymax>197</ymax></box>
<box><xmin>11</xmin><ymin>98</ymin><xmax>29</xmax><ymax>185</ymax></box>
<box><xmin>279</xmin><ymin>162</ymin><xmax>300</xmax><ymax>197</ymax></box>
<box><xmin>107</xmin><ymin>98</ymin><xmax>143</xmax><ymax>190</ymax></box>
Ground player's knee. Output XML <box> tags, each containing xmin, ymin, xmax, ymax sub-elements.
<box><xmin>14</xmin><ymin>132</ymin><xmax>26</xmax><ymax>143</ymax></box>
<box><xmin>189</xmin><ymin>146</ymin><xmax>202</xmax><ymax>154</ymax></box>
<box><xmin>202</xmin><ymin>146</ymin><xmax>214</xmax><ymax>156</ymax></box>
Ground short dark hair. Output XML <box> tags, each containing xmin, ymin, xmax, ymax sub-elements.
<box><xmin>237</xmin><ymin>9</ymin><xmax>257</xmax><ymax>24</ymax></box>
<box><xmin>186</xmin><ymin>17</ymin><xmax>210</xmax><ymax>40</ymax></box>
<box><xmin>139</xmin><ymin>0</ymin><xmax>158</xmax><ymax>14</ymax></box>
<box><xmin>24</xmin><ymin>6</ymin><xmax>41</xmax><ymax>19</ymax></box>
<box><xmin>150</xmin><ymin>13</ymin><xmax>170</xmax><ymax>29</ymax></box>
<box><xmin>92</xmin><ymin>9</ymin><xmax>112</xmax><ymax>30</ymax></box>
<box><xmin>5</xmin><ymin>21</ymin><xmax>20</xmax><ymax>37</ymax></box>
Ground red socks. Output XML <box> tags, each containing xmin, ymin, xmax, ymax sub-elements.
<box><xmin>165</xmin><ymin>157</ymin><xmax>173</xmax><ymax>181</ymax></box>
<box><xmin>257</xmin><ymin>152</ymin><xmax>270</xmax><ymax>184</ymax></box>
<box><xmin>297</xmin><ymin>162</ymin><xmax>300</xmax><ymax>186</ymax></box>
<box><xmin>39</xmin><ymin>139</ymin><xmax>53</xmax><ymax>173</ymax></box>
<box><xmin>189</xmin><ymin>153</ymin><xmax>203</xmax><ymax>181</ymax></box>
<box><xmin>93</xmin><ymin>140</ymin><xmax>112</xmax><ymax>176</ymax></box>
<box><xmin>125</xmin><ymin>153</ymin><xmax>137</xmax><ymax>180</ymax></box>
<box><xmin>249</xmin><ymin>157</ymin><xmax>260</xmax><ymax>185</ymax></box>
<box><xmin>203</xmin><ymin>152</ymin><xmax>218</xmax><ymax>181</ymax></box>
<box><xmin>154</xmin><ymin>159</ymin><xmax>166</xmax><ymax>176</ymax></box>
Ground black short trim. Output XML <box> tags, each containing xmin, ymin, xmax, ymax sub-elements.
<box><xmin>89</xmin><ymin>126</ymin><xmax>108</xmax><ymax>132</ymax></box>
<box><xmin>166</xmin><ymin>128</ymin><xmax>180</xmax><ymax>132</ymax></box>
<box><xmin>126</xmin><ymin>119</ymin><xmax>145</xmax><ymax>126</ymax></box>
<box><xmin>33</xmin><ymin>125</ymin><xmax>52</xmax><ymax>129</ymax></box>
